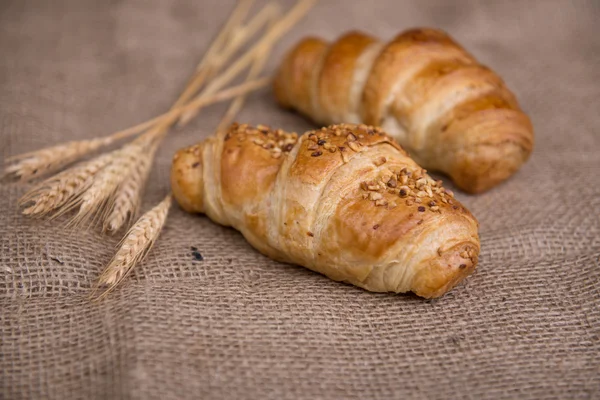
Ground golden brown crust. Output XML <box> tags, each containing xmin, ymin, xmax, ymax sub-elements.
<box><xmin>171</xmin><ymin>144</ymin><xmax>205</xmax><ymax>213</ymax></box>
<box><xmin>220</xmin><ymin>126</ymin><xmax>285</xmax><ymax>209</ymax></box>
<box><xmin>273</xmin><ymin>27</ymin><xmax>535</xmax><ymax>193</ymax></box>
<box><xmin>316</xmin><ymin>32</ymin><xmax>377</xmax><ymax>122</ymax></box>
<box><xmin>171</xmin><ymin>123</ymin><xmax>480</xmax><ymax>298</ymax></box>
<box><xmin>273</xmin><ymin>37</ymin><xmax>328</xmax><ymax>117</ymax></box>
<box><xmin>362</xmin><ymin>28</ymin><xmax>472</xmax><ymax>126</ymax></box>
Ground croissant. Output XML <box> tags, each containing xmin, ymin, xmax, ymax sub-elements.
<box><xmin>171</xmin><ymin>123</ymin><xmax>479</xmax><ymax>298</ymax></box>
<box><xmin>273</xmin><ymin>28</ymin><xmax>534</xmax><ymax>193</ymax></box>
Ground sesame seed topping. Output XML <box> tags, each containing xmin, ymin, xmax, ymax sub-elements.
<box><xmin>373</xmin><ymin>224</ymin><xmax>379</xmax><ymax>230</ymax></box>
<box><xmin>311</xmin><ymin>151</ymin><xmax>322</xmax><ymax>157</ymax></box>
<box><xmin>317</xmin><ymin>139</ymin><xmax>326</xmax><ymax>145</ymax></box>
<box><xmin>230</xmin><ymin>123</ymin><xmax>298</xmax><ymax>157</ymax></box>
<box><xmin>418</xmin><ymin>206</ymin><xmax>426</xmax><ymax>212</ymax></box>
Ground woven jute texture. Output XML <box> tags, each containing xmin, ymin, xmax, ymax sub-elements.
<box><xmin>1</xmin><ymin>0</ymin><xmax>599</xmax><ymax>399</ymax></box>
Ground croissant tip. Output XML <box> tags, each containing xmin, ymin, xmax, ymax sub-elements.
<box><xmin>412</xmin><ymin>242</ymin><xmax>479</xmax><ymax>299</ymax></box>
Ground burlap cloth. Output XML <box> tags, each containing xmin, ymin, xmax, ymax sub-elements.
<box><xmin>1</xmin><ymin>0</ymin><xmax>599</xmax><ymax>399</ymax></box>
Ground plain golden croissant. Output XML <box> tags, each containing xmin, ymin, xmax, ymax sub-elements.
<box><xmin>171</xmin><ymin>123</ymin><xmax>479</xmax><ymax>298</ymax></box>
<box><xmin>273</xmin><ymin>28</ymin><xmax>534</xmax><ymax>193</ymax></box>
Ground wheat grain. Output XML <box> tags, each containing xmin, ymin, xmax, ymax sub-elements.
<box><xmin>93</xmin><ymin>194</ymin><xmax>172</xmax><ymax>299</ymax></box>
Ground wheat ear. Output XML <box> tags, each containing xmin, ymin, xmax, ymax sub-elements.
<box><xmin>19</xmin><ymin>152</ymin><xmax>114</xmax><ymax>217</ymax></box>
<box><xmin>92</xmin><ymin>193</ymin><xmax>172</xmax><ymax>299</ymax></box>
<box><xmin>70</xmin><ymin>139</ymin><xmax>149</xmax><ymax>228</ymax></box>
<box><xmin>4</xmin><ymin>138</ymin><xmax>109</xmax><ymax>181</ymax></box>
<box><xmin>103</xmin><ymin>138</ymin><xmax>160</xmax><ymax>233</ymax></box>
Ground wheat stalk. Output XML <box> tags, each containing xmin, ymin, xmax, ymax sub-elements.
<box><xmin>92</xmin><ymin>2</ymin><xmax>280</xmax><ymax>231</ymax></box>
<box><xmin>5</xmin><ymin>0</ymin><xmax>316</xmax><ymax>299</ymax></box>
<box><xmin>216</xmin><ymin>20</ymin><xmax>277</xmax><ymax>134</ymax></box>
<box><xmin>3</xmin><ymin>78</ymin><xmax>268</xmax><ymax>185</ymax></box>
<box><xmin>92</xmin><ymin>193</ymin><xmax>172</xmax><ymax>299</ymax></box>
<box><xmin>205</xmin><ymin>2</ymin><xmax>281</xmax><ymax>81</ymax></box>
<box><xmin>175</xmin><ymin>0</ymin><xmax>257</xmax><ymax>108</ymax></box>
<box><xmin>179</xmin><ymin>0</ymin><xmax>316</xmax><ymax>126</ymax></box>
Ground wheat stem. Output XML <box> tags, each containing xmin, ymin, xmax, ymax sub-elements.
<box><xmin>208</xmin><ymin>2</ymin><xmax>281</xmax><ymax>79</ymax></box>
<box><xmin>216</xmin><ymin>14</ymin><xmax>278</xmax><ymax>134</ymax></box>
<box><xmin>178</xmin><ymin>0</ymin><xmax>316</xmax><ymax>126</ymax></box>
<box><xmin>175</xmin><ymin>0</ymin><xmax>255</xmax><ymax>109</ymax></box>
<box><xmin>4</xmin><ymin>77</ymin><xmax>268</xmax><ymax>184</ymax></box>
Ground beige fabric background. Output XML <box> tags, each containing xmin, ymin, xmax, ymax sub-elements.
<box><xmin>1</xmin><ymin>0</ymin><xmax>599</xmax><ymax>399</ymax></box>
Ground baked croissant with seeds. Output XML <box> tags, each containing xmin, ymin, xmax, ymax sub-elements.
<box><xmin>273</xmin><ymin>28</ymin><xmax>534</xmax><ymax>193</ymax></box>
<box><xmin>171</xmin><ymin>123</ymin><xmax>479</xmax><ymax>298</ymax></box>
